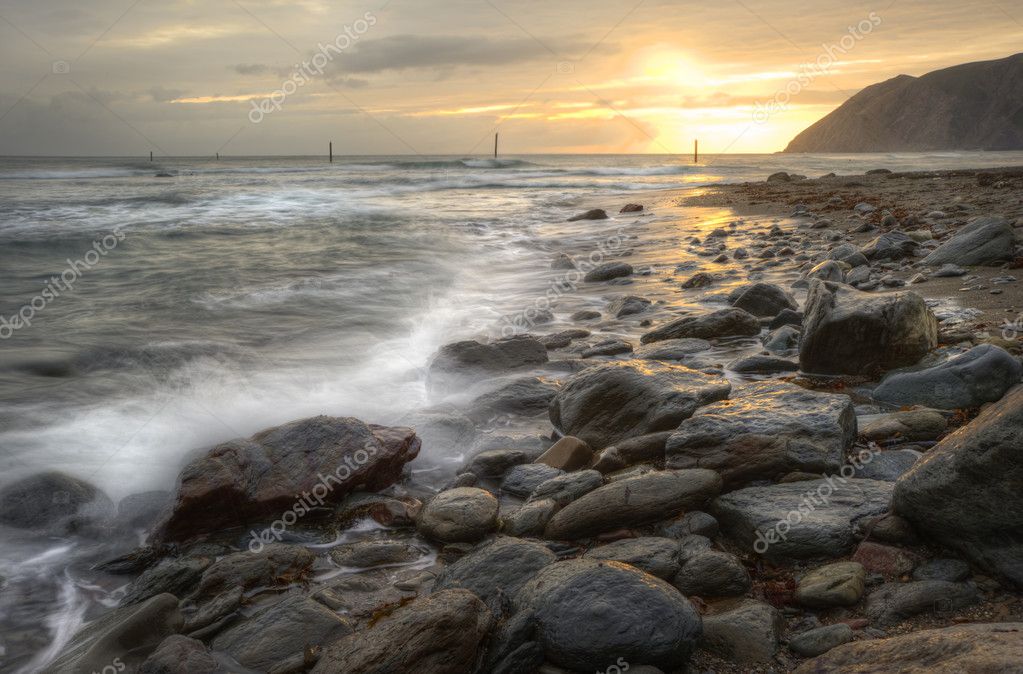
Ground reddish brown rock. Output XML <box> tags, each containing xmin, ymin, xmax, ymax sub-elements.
<box><xmin>155</xmin><ymin>416</ymin><xmax>420</xmax><ymax>542</ymax></box>
<box><xmin>852</xmin><ymin>541</ymin><xmax>921</xmax><ymax>578</ymax></box>
<box><xmin>535</xmin><ymin>436</ymin><xmax>593</xmax><ymax>471</ymax></box>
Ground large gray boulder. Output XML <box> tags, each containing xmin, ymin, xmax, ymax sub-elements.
<box><xmin>640</xmin><ymin>308</ymin><xmax>761</xmax><ymax>344</ymax></box>
<box><xmin>865</xmin><ymin>580</ymin><xmax>979</xmax><ymax>625</ymax></box>
<box><xmin>211</xmin><ymin>596</ymin><xmax>353</xmax><ymax>672</ymax></box>
<box><xmin>46</xmin><ymin>594</ymin><xmax>183</xmax><ymax>673</ymax></box>
<box><xmin>434</xmin><ymin>537</ymin><xmax>557</xmax><ymax>610</ymax></box>
<box><xmin>310</xmin><ymin>590</ymin><xmax>492</xmax><ymax>674</ymax></box>
<box><xmin>515</xmin><ymin>559</ymin><xmax>702</xmax><ymax>670</ymax></box>
<box><xmin>666</xmin><ymin>381</ymin><xmax>856</xmax><ymax>487</ymax></box>
<box><xmin>800</xmin><ymin>280</ymin><xmax>937</xmax><ymax>375</ymax></box>
<box><xmin>893</xmin><ymin>386</ymin><xmax>1023</xmax><ymax>586</ymax></box>
<box><xmin>429</xmin><ymin>335</ymin><xmax>548</xmax><ymax>376</ymax></box>
<box><xmin>728</xmin><ymin>283</ymin><xmax>798</xmax><ymax>317</ymax></box>
<box><xmin>155</xmin><ymin>416</ymin><xmax>420</xmax><ymax>542</ymax></box>
<box><xmin>794</xmin><ymin>623</ymin><xmax>1023</xmax><ymax>673</ymax></box>
<box><xmin>417</xmin><ymin>487</ymin><xmax>499</xmax><ymax>543</ymax></box>
<box><xmin>873</xmin><ymin>344</ymin><xmax>1023</xmax><ymax>409</ymax></box>
<box><xmin>861</xmin><ymin>231</ymin><xmax>919</xmax><ymax>260</ymax></box>
<box><xmin>0</xmin><ymin>471</ymin><xmax>113</xmax><ymax>532</ymax></box>
<box><xmin>549</xmin><ymin>360</ymin><xmax>730</xmax><ymax>449</ymax></box>
<box><xmin>582</xmin><ymin>537</ymin><xmax>682</xmax><ymax>579</ymax></box>
<box><xmin>544</xmin><ymin>469</ymin><xmax>722</xmax><ymax>540</ymax></box>
<box><xmin>700</xmin><ymin>598</ymin><xmax>783</xmax><ymax>663</ymax></box>
<box><xmin>712</xmin><ymin>478</ymin><xmax>894</xmax><ymax>559</ymax></box>
<box><xmin>921</xmin><ymin>216</ymin><xmax>1016</xmax><ymax>266</ymax></box>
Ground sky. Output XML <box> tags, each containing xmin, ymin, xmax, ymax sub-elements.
<box><xmin>0</xmin><ymin>0</ymin><xmax>1020</xmax><ymax>156</ymax></box>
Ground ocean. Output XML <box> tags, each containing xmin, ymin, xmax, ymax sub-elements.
<box><xmin>2</xmin><ymin>151</ymin><xmax>1023</xmax><ymax>671</ymax></box>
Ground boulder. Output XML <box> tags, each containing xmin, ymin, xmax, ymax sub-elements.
<box><xmin>459</xmin><ymin>449</ymin><xmax>529</xmax><ymax>479</ymax></box>
<box><xmin>544</xmin><ymin>469</ymin><xmax>721</xmax><ymax>539</ymax></box>
<box><xmin>591</xmin><ymin>432</ymin><xmax>673</xmax><ymax>473</ymax></box>
<box><xmin>139</xmin><ymin>635</ymin><xmax>219</xmax><ymax>674</ymax></box>
<box><xmin>0</xmin><ymin>471</ymin><xmax>113</xmax><ymax>532</ymax></box>
<box><xmin>861</xmin><ymin>231</ymin><xmax>919</xmax><ymax>260</ymax></box>
<box><xmin>582</xmin><ymin>537</ymin><xmax>682</xmax><ymax>579</ymax></box>
<box><xmin>873</xmin><ymin>344</ymin><xmax>1023</xmax><ymax>409</ymax></box>
<box><xmin>501</xmin><ymin>464</ymin><xmax>564</xmax><ymax>497</ymax></box>
<box><xmin>549</xmin><ymin>360</ymin><xmax>730</xmax><ymax>449</ymax></box>
<box><xmin>310</xmin><ymin>590</ymin><xmax>492</xmax><ymax>674</ymax></box>
<box><xmin>329</xmin><ymin>540</ymin><xmax>424</xmax><ymax>568</ymax></box>
<box><xmin>527</xmin><ymin>470</ymin><xmax>602</xmax><ymax>505</ymax></box>
<box><xmin>47</xmin><ymin>594</ymin><xmax>183</xmax><ymax>673</ymax></box>
<box><xmin>762</xmin><ymin>325</ymin><xmax>801</xmax><ymax>353</ymax></box>
<box><xmin>865</xmin><ymin>580</ymin><xmax>979</xmax><ymax>625</ymax></box>
<box><xmin>858</xmin><ymin>409</ymin><xmax>947</xmax><ymax>443</ymax></box>
<box><xmin>211</xmin><ymin>595</ymin><xmax>353</xmax><ymax>672</ymax></box>
<box><xmin>800</xmin><ymin>280</ymin><xmax>937</xmax><ymax>376</ymax></box>
<box><xmin>788</xmin><ymin>624</ymin><xmax>854</xmax><ymax>658</ymax></box>
<box><xmin>794</xmin><ymin>623</ymin><xmax>1023</xmax><ymax>673</ymax></box>
<box><xmin>155</xmin><ymin>416</ymin><xmax>420</xmax><ymax>542</ymax></box>
<box><xmin>122</xmin><ymin>557</ymin><xmax>211</xmax><ymax>606</ymax></box>
<box><xmin>726</xmin><ymin>354</ymin><xmax>798</xmax><ymax>374</ymax></box>
<box><xmin>641</xmin><ymin>308</ymin><xmax>761</xmax><ymax>343</ymax></box>
<box><xmin>620</xmin><ymin>204</ymin><xmax>644</xmax><ymax>213</ymax></box>
<box><xmin>666</xmin><ymin>381</ymin><xmax>856</xmax><ymax>487</ymax></box>
<box><xmin>430</xmin><ymin>336</ymin><xmax>548</xmax><ymax>376</ymax></box>
<box><xmin>700</xmin><ymin>598</ymin><xmax>783</xmax><ymax>664</ymax></box>
<box><xmin>434</xmin><ymin>537</ymin><xmax>557</xmax><ymax>610</ymax></box>
<box><xmin>852</xmin><ymin>541</ymin><xmax>920</xmax><ymax>577</ymax></box>
<box><xmin>728</xmin><ymin>283</ymin><xmax>798</xmax><ymax>317</ymax></box>
<box><xmin>515</xmin><ymin>559</ymin><xmax>702</xmax><ymax>670</ymax></box>
<box><xmin>417</xmin><ymin>487</ymin><xmax>499</xmax><ymax>543</ymax></box>
<box><xmin>673</xmin><ymin>550</ymin><xmax>751</xmax><ymax>597</ymax></box>
<box><xmin>581</xmin><ymin>339</ymin><xmax>634</xmax><ymax>358</ymax></box>
<box><xmin>795</xmin><ymin>561</ymin><xmax>865</xmax><ymax>607</ymax></box>
<box><xmin>502</xmin><ymin>499</ymin><xmax>559</xmax><ymax>538</ymax></box>
<box><xmin>805</xmin><ymin>260</ymin><xmax>845</xmax><ymax>283</ymax></box>
<box><xmin>712</xmin><ymin>478</ymin><xmax>894</xmax><ymax>559</ymax></box>
<box><xmin>533</xmin><ymin>436</ymin><xmax>592</xmax><ymax>471</ymax></box>
<box><xmin>913</xmin><ymin>558</ymin><xmax>971</xmax><ymax>583</ymax></box>
<box><xmin>196</xmin><ymin>544</ymin><xmax>315</xmax><ymax>598</ymax></box>
<box><xmin>568</xmin><ymin>208</ymin><xmax>609</xmax><ymax>221</ymax></box>
<box><xmin>853</xmin><ymin>449</ymin><xmax>922</xmax><ymax>481</ymax></box>
<box><xmin>608</xmin><ymin>295</ymin><xmax>652</xmax><ymax>317</ymax></box>
<box><xmin>117</xmin><ymin>491</ymin><xmax>172</xmax><ymax>530</ymax></box>
<box><xmin>921</xmin><ymin>216</ymin><xmax>1016</xmax><ymax>266</ymax></box>
<box><xmin>893</xmin><ymin>386</ymin><xmax>1023</xmax><ymax>585</ymax></box>
<box><xmin>469</xmin><ymin>377</ymin><xmax>558</xmax><ymax>420</ymax></box>
<box><xmin>584</xmin><ymin>262</ymin><xmax>633</xmax><ymax>283</ymax></box>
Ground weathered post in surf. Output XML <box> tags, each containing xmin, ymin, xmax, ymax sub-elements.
<box><xmin>694</xmin><ymin>140</ymin><xmax>698</xmax><ymax>163</ymax></box>
<box><xmin>329</xmin><ymin>141</ymin><xmax>333</xmax><ymax>163</ymax></box>
<box><xmin>494</xmin><ymin>133</ymin><xmax>499</xmax><ymax>159</ymax></box>
<box><xmin>149</xmin><ymin>151</ymin><xmax>153</xmax><ymax>161</ymax></box>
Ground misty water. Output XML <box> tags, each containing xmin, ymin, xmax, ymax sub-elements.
<box><xmin>3</xmin><ymin>151</ymin><xmax>1023</xmax><ymax>670</ymax></box>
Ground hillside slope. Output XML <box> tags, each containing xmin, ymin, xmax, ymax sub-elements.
<box><xmin>785</xmin><ymin>53</ymin><xmax>1023</xmax><ymax>152</ymax></box>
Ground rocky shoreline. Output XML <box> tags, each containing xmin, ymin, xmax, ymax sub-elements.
<box><xmin>3</xmin><ymin>166</ymin><xmax>1023</xmax><ymax>673</ymax></box>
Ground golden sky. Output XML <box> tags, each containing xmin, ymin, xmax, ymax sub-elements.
<box><xmin>0</xmin><ymin>0</ymin><xmax>1020</xmax><ymax>155</ymax></box>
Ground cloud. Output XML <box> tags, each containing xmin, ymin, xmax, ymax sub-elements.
<box><xmin>233</xmin><ymin>64</ymin><xmax>272</xmax><ymax>76</ymax></box>
<box><xmin>331</xmin><ymin>35</ymin><xmax>601</xmax><ymax>75</ymax></box>
<box><xmin>148</xmin><ymin>86</ymin><xmax>187</xmax><ymax>102</ymax></box>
